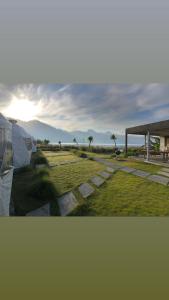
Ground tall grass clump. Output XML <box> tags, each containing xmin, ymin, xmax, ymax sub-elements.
<box><xmin>31</xmin><ymin>150</ymin><xmax>48</xmax><ymax>166</ymax></box>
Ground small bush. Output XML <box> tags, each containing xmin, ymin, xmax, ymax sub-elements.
<box><xmin>34</xmin><ymin>156</ymin><xmax>48</xmax><ymax>165</ymax></box>
<box><xmin>127</xmin><ymin>151</ymin><xmax>136</xmax><ymax>157</ymax></box>
<box><xmin>15</xmin><ymin>165</ymin><xmax>33</xmax><ymax>174</ymax></box>
<box><xmin>27</xmin><ymin>178</ymin><xmax>58</xmax><ymax>202</ymax></box>
<box><xmin>32</xmin><ymin>151</ymin><xmax>48</xmax><ymax>166</ymax></box>
<box><xmin>35</xmin><ymin>168</ymin><xmax>50</xmax><ymax>178</ymax></box>
<box><xmin>111</xmin><ymin>153</ymin><xmax>116</xmax><ymax>158</ymax></box>
<box><xmin>79</xmin><ymin>152</ymin><xmax>88</xmax><ymax>158</ymax></box>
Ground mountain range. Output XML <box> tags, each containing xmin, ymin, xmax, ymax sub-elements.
<box><xmin>18</xmin><ymin>119</ymin><xmax>144</xmax><ymax>145</ymax></box>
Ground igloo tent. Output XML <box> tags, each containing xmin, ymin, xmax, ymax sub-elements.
<box><xmin>0</xmin><ymin>113</ymin><xmax>14</xmax><ymax>216</ymax></box>
<box><xmin>10</xmin><ymin>119</ymin><xmax>33</xmax><ymax>168</ymax></box>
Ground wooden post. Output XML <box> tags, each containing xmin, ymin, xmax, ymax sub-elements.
<box><xmin>144</xmin><ymin>134</ymin><xmax>147</xmax><ymax>158</ymax></box>
<box><xmin>144</xmin><ymin>135</ymin><xmax>146</xmax><ymax>150</ymax></box>
<box><xmin>146</xmin><ymin>130</ymin><xmax>150</xmax><ymax>161</ymax></box>
<box><xmin>125</xmin><ymin>130</ymin><xmax>128</xmax><ymax>154</ymax></box>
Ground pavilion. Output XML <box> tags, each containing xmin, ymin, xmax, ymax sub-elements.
<box><xmin>125</xmin><ymin>119</ymin><xmax>169</xmax><ymax>161</ymax></box>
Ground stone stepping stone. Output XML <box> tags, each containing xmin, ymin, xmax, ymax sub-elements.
<box><xmin>58</xmin><ymin>192</ymin><xmax>79</xmax><ymax>216</ymax></box>
<box><xmin>132</xmin><ymin>170</ymin><xmax>150</xmax><ymax>178</ymax></box>
<box><xmin>120</xmin><ymin>167</ymin><xmax>136</xmax><ymax>173</ymax></box>
<box><xmin>158</xmin><ymin>171</ymin><xmax>169</xmax><ymax>178</ymax></box>
<box><xmin>105</xmin><ymin>162</ymin><xmax>122</xmax><ymax>169</ymax></box>
<box><xmin>161</xmin><ymin>168</ymin><xmax>169</xmax><ymax>173</ymax></box>
<box><xmin>90</xmin><ymin>176</ymin><xmax>105</xmax><ymax>187</ymax></box>
<box><xmin>78</xmin><ymin>183</ymin><xmax>95</xmax><ymax>198</ymax></box>
<box><xmin>106</xmin><ymin>167</ymin><xmax>115</xmax><ymax>173</ymax></box>
<box><xmin>26</xmin><ymin>203</ymin><xmax>50</xmax><ymax>216</ymax></box>
<box><xmin>147</xmin><ymin>175</ymin><xmax>169</xmax><ymax>186</ymax></box>
<box><xmin>98</xmin><ymin>171</ymin><xmax>111</xmax><ymax>179</ymax></box>
<box><xmin>93</xmin><ymin>157</ymin><xmax>105</xmax><ymax>163</ymax></box>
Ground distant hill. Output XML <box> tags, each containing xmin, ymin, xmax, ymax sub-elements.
<box><xmin>18</xmin><ymin>119</ymin><xmax>144</xmax><ymax>145</ymax></box>
<box><xmin>18</xmin><ymin>120</ymin><xmax>72</xmax><ymax>142</ymax></box>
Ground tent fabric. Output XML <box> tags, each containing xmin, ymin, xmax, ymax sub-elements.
<box><xmin>0</xmin><ymin>113</ymin><xmax>12</xmax><ymax>130</ymax></box>
<box><xmin>0</xmin><ymin>113</ymin><xmax>13</xmax><ymax>174</ymax></box>
<box><xmin>12</xmin><ymin>123</ymin><xmax>33</xmax><ymax>168</ymax></box>
<box><xmin>0</xmin><ymin>167</ymin><xmax>14</xmax><ymax>216</ymax></box>
<box><xmin>0</xmin><ymin>114</ymin><xmax>13</xmax><ymax>216</ymax></box>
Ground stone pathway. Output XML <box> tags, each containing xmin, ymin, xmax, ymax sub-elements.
<box><xmin>106</xmin><ymin>167</ymin><xmax>115</xmax><ymax>173</ymax></box>
<box><xmin>120</xmin><ymin>166</ymin><xmax>136</xmax><ymax>173</ymax></box>
<box><xmin>93</xmin><ymin>157</ymin><xmax>122</xmax><ymax>169</ymax></box>
<box><xmin>132</xmin><ymin>170</ymin><xmax>150</xmax><ymax>178</ymax></box>
<box><xmin>26</xmin><ymin>203</ymin><xmax>50</xmax><ymax>216</ymax></box>
<box><xmin>158</xmin><ymin>171</ymin><xmax>169</xmax><ymax>178</ymax></box>
<box><xmin>147</xmin><ymin>175</ymin><xmax>169</xmax><ymax>186</ymax></box>
<box><xmin>94</xmin><ymin>157</ymin><xmax>169</xmax><ymax>186</ymax></box>
<box><xmin>90</xmin><ymin>176</ymin><xmax>105</xmax><ymax>187</ymax></box>
<box><xmin>78</xmin><ymin>183</ymin><xmax>95</xmax><ymax>198</ymax></box>
<box><xmin>98</xmin><ymin>171</ymin><xmax>111</xmax><ymax>179</ymax></box>
<box><xmin>58</xmin><ymin>192</ymin><xmax>79</xmax><ymax>216</ymax></box>
<box><xmin>157</xmin><ymin>168</ymin><xmax>169</xmax><ymax>178</ymax></box>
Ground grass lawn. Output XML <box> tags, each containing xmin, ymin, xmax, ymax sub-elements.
<box><xmin>72</xmin><ymin>171</ymin><xmax>169</xmax><ymax>216</ymax></box>
<box><xmin>12</xmin><ymin>150</ymin><xmax>169</xmax><ymax>216</ymax></box>
<box><xmin>44</xmin><ymin>153</ymin><xmax>78</xmax><ymax>163</ymax></box>
<box><xmin>121</xmin><ymin>160</ymin><xmax>161</xmax><ymax>173</ymax></box>
<box><xmin>49</xmin><ymin>160</ymin><xmax>105</xmax><ymax>195</ymax></box>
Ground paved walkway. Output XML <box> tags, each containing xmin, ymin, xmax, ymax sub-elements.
<box><xmin>58</xmin><ymin>192</ymin><xmax>79</xmax><ymax>216</ymax></box>
<box><xmin>93</xmin><ymin>157</ymin><xmax>169</xmax><ymax>186</ymax></box>
<box><xmin>26</xmin><ymin>203</ymin><xmax>50</xmax><ymax>216</ymax></box>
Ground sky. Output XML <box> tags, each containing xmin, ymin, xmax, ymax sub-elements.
<box><xmin>1</xmin><ymin>83</ymin><xmax>169</xmax><ymax>134</ymax></box>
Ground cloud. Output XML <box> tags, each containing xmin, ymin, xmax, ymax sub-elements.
<box><xmin>0</xmin><ymin>83</ymin><xmax>169</xmax><ymax>132</ymax></box>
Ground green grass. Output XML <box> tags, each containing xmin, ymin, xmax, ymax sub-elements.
<box><xmin>72</xmin><ymin>171</ymin><xmax>169</xmax><ymax>216</ymax></box>
<box><xmin>12</xmin><ymin>150</ymin><xmax>169</xmax><ymax>216</ymax></box>
<box><xmin>43</xmin><ymin>151</ymin><xmax>80</xmax><ymax>163</ymax></box>
<box><xmin>49</xmin><ymin>160</ymin><xmax>105</xmax><ymax>195</ymax></box>
<box><xmin>123</xmin><ymin>160</ymin><xmax>161</xmax><ymax>173</ymax></box>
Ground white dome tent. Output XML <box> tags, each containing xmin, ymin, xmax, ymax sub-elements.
<box><xmin>9</xmin><ymin>119</ymin><xmax>33</xmax><ymax>169</ymax></box>
<box><xmin>0</xmin><ymin>113</ymin><xmax>14</xmax><ymax>216</ymax></box>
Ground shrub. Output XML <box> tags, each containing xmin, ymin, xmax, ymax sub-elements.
<box><xmin>32</xmin><ymin>151</ymin><xmax>48</xmax><ymax>166</ymax></box>
<box><xmin>127</xmin><ymin>151</ymin><xmax>136</xmax><ymax>157</ymax></box>
<box><xmin>27</xmin><ymin>178</ymin><xmax>58</xmax><ymax>202</ymax></box>
<box><xmin>79</xmin><ymin>152</ymin><xmax>88</xmax><ymax>158</ymax></box>
<box><xmin>15</xmin><ymin>165</ymin><xmax>33</xmax><ymax>174</ymax></box>
<box><xmin>35</xmin><ymin>168</ymin><xmax>50</xmax><ymax>178</ymax></box>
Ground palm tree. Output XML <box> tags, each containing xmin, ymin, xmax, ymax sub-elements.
<box><xmin>110</xmin><ymin>134</ymin><xmax>117</xmax><ymax>148</ymax></box>
<box><xmin>73</xmin><ymin>137</ymin><xmax>78</xmax><ymax>146</ymax></box>
<box><xmin>88</xmin><ymin>136</ymin><xmax>93</xmax><ymax>149</ymax></box>
<box><xmin>58</xmin><ymin>140</ymin><xmax>62</xmax><ymax>150</ymax></box>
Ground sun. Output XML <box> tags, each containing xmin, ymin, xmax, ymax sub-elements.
<box><xmin>3</xmin><ymin>97</ymin><xmax>40</xmax><ymax>122</ymax></box>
